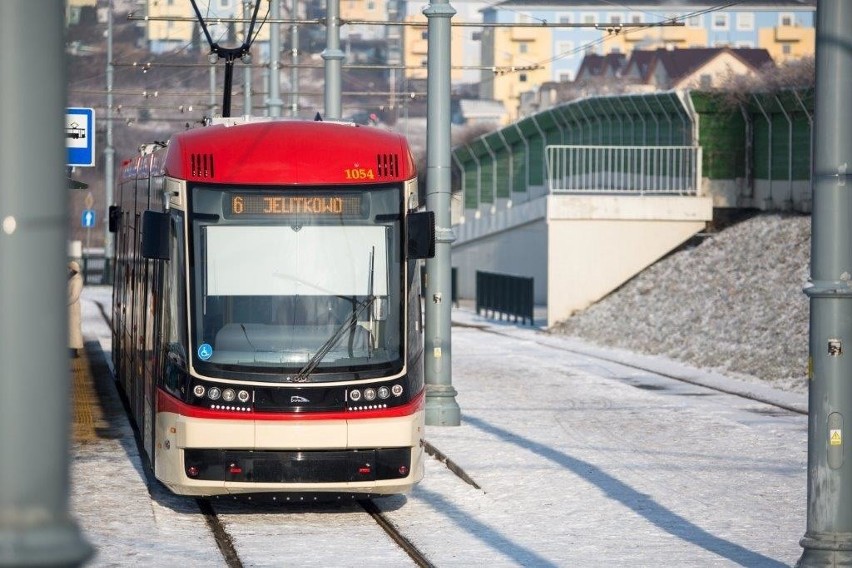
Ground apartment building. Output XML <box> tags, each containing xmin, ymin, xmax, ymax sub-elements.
<box><xmin>144</xmin><ymin>0</ymin><xmax>402</xmax><ymax>59</ymax></box>
<box><xmin>479</xmin><ymin>1</ymin><xmax>815</xmax><ymax>120</ymax></box>
<box><xmin>145</xmin><ymin>0</ymin><xmax>269</xmax><ymax>56</ymax></box>
<box><xmin>66</xmin><ymin>0</ymin><xmax>97</xmax><ymax>25</ymax></box>
<box><xmin>401</xmin><ymin>14</ymin><xmax>469</xmax><ymax>84</ymax></box>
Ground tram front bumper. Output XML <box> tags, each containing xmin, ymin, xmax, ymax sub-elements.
<box><xmin>154</xmin><ymin>410</ymin><xmax>425</xmax><ymax>496</ymax></box>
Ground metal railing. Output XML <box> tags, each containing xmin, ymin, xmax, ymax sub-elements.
<box><xmin>80</xmin><ymin>254</ymin><xmax>110</xmax><ymax>285</ymax></box>
<box><xmin>546</xmin><ymin>145</ymin><xmax>702</xmax><ymax>195</ymax></box>
<box><xmin>475</xmin><ymin>270</ymin><xmax>534</xmax><ymax>326</ymax></box>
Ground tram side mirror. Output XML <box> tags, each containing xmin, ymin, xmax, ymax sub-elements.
<box><xmin>407</xmin><ymin>211</ymin><xmax>435</xmax><ymax>259</ymax></box>
<box><xmin>108</xmin><ymin>205</ymin><xmax>120</xmax><ymax>233</ymax></box>
<box><xmin>141</xmin><ymin>210</ymin><xmax>170</xmax><ymax>260</ymax></box>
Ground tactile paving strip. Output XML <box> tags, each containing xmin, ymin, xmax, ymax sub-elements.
<box><xmin>71</xmin><ymin>350</ymin><xmax>105</xmax><ymax>444</ymax></box>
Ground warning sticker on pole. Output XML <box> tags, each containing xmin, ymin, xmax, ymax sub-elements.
<box><xmin>830</xmin><ymin>429</ymin><xmax>842</xmax><ymax>446</ymax></box>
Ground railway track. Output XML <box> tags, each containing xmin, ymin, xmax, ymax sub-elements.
<box><xmin>191</xmin><ymin>441</ymin><xmax>481</xmax><ymax>567</ymax></box>
<box><xmin>192</xmin><ymin>495</ymin><xmax>438</xmax><ymax>567</ymax></box>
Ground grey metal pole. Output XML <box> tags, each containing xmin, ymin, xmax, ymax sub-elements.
<box><xmin>423</xmin><ymin>0</ymin><xmax>460</xmax><ymax>427</ymax></box>
<box><xmin>290</xmin><ymin>0</ymin><xmax>300</xmax><ymax>117</ymax></box>
<box><xmin>268</xmin><ymin>0</ymin><xmax>283</xmax><ymax>118</ymax></box>
<box><xmin>104</xmin><ymin>0</ymin><xmax>115</xmax><ymax>282</ymax></box>
<box><xmin>321</xmin><ymin>0</ymin><xmax>343</xmax><ymax>120</ymax></box>
<box><xmin>798</xmin><ymin>1</ymin><xmax>852</xmax><ymax>565</ymax></box>
<box><xmin>0</xmin><ymin>1</ymin><xmax>93</xmax><ymax>565</ymax></box>
<box><xmin>243</xmin><ymin>1</ymin><xmax>253</xmax><ymax>116</ymax></box>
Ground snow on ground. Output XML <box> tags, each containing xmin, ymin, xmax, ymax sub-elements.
<box><xmin>73</xmin><ymin>287</ymin><xmax>808</xmax><ymax>566</ymax></box>
<box><xmin>71</xmin><ymin>215</ymin><xmax>815</xmax><ymax>565</ymax></box>
<box><xmin>551</xmin><ymin>213</ymin><xmax>812</xmax><ymax>395</ymax></box>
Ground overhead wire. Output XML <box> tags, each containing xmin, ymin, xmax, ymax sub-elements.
<box><xmin>526</xmin><ymin>1</ymin><xmax>744</xmax><ymax>72</ymax></box>
<box><xmin>74</xmin><ymin>0</ymin><xmax>748</xmax><ymax>117</ymax></box>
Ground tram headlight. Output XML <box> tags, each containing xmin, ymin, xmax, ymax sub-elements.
<box><xmin>364</xmin><ymin>388</ymin><xmax>377</xmax><ymax>402</ymax></box>
<box><xmin>222</xmin><ymin>388</ymin><xmax>236</xmax><ymax>402</ymax></box>
<box><xmin>237</xmin><ymin>390</ymin><xmax>250</xmax><ymax>403</ymax></box>
<box><xmin>377</xmin><ymin>386</ymin><xmax>390</xmax><ymax>400</ymax></box>
<box><xmin>391</xmin><ymin>384</ymin><xmax>404</xmax><ymax>397</ymax></box>
<box><xmin>193</xmin><ymin>385</ymin><xmax>206</xmax><ymax>398</ymax></box>
<box><xmin>350</xmin><ymin>389</ymin><xmax>362</xmax><ymax>402</ymax></box>
<box><xmin>208</xmin><ymin>387</ymin><xmax>221</xmax><ymax>400</ymax></box>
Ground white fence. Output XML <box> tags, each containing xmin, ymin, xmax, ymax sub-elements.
<box><xmin>546</xmin><ymin>145</ymin><xmax>702</xmax><ymax>195</ymax></box>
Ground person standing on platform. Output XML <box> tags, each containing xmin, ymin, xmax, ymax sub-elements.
<box><xmin>68</xmin><ymin>261</ymin><xmax>83</xmax><ymax>358</ymax></box>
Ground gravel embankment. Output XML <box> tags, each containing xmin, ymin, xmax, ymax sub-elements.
<box><xmin>551</xmin><ymin>213</ymin><xmax>812</xmax><ymax>394</ymax></box>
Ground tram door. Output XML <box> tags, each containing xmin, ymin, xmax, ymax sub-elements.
<box><xmin>140</xmin><ymin>260</ymin><xmax>161</xmax><ymax>463</ymax></box>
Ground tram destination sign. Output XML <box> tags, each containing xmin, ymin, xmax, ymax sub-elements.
<box><xmin>226</xmin><ymin>194</ymin><xmax>365</xmax><ymax>219</ymax></box>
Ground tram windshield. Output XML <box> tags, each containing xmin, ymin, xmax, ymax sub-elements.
<box><xmin>189</xmin><ymin>185</ymin><xmax>403</xmax><ymax>382</ymax></box>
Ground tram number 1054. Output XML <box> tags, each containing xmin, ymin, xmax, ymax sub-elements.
<box><xmin>344</xmin><ymin>168</ymin><xmax>375</xmax><ymax>180</ymax></box>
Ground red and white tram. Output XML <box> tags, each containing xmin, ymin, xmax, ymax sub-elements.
<box><xmin>109</xmin><ymin>117</ymin><xmax>434</xmax><ymax>496</ymax></box>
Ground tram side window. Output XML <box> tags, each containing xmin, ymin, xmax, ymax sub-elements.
<box><xmin>166</xmin><ymin>215</ymin><xmax>187</xmax><ymax>350</ymax></box>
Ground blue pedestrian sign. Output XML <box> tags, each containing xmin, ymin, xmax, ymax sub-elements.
<box><xmin>81</xmin><ymin>209</ymin><xmax>96</xmax><ymax>228</ymax></box>
<box><xmin>66</xmin><ymin>107</ymin><xmax>95</xmax><ymax>167</ymax></box>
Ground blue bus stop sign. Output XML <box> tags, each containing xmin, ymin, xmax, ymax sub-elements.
<box><xmin>81</xmin><ymin>209</ymin><xmax>96</xmax><ymax>228</ymax></box>
<box><xmin>66</xmin><ymin>107</ymin><xmax>95</xmax><ymax>167</ymax></box>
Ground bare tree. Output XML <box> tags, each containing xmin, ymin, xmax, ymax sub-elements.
<box><xmin>710</xmin><ymin>56</ymin><xmax>815</xmax><ymax>108</ymax></box>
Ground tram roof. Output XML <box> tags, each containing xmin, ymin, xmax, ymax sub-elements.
<box><xmin>160</xmin><ymin>119</ymin><xmax>416</xmax><ymax>186</ymax></box>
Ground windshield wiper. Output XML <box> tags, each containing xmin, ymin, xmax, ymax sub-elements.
<box><xmin>291</xmin><ymin>295</ymin><xmax>374</xmax><ymax>382</ymax></box>
<box><xmin>291</xmin><ymin>249</ymin><xmax>375</xmax><ymax>382</ymax></box>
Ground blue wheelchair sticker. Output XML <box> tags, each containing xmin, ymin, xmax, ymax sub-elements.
<box><xmin>198</xmin><ymin>343</ymin><xmax>213</xmax><ymax>360</ymax></box>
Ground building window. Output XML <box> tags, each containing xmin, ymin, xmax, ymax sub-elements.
<box><xmin>519</xmin><ymin>73</ymin><xmax>528</xmax><ymax>82</ymax></box>
<box><xmin>630</xmin><ymin>14</ymin><xmax>642</xmax><ymax>24</ymax></box>
<box><xmin>519</xmin><ymin>43</ymin><xmax>528</xmax><ymax>54</ymax></box>
<box><xmin>736</xmin><ymin>12</ymin><xmax>754</xmax><ymax>31</ymax></box>
<box><xmin>700</xmin><ymin>74</ymin><xmax>712</xmax><ymax>89</ymax></box>
<box><xmin>608</xmin><ymin>13</ymin><xmax>622</xmax><ymax>25</ymax></box>
<box><xmin>517</xmin><ymin>11</ymin><xmax>534</xmax><ymax>24</ymax></box>
<box><xmin>688</xmin><ymin>15</ymin><xmax>702</xmax><ymax>27</ymax></box>
<box><xmin>712</xmin><ymin>13</ymin><xmax>729</xmax><ymax>30</ymax></box>
<box><xmin>559</xmin><ymin>72</ymin><xmax>573</xmax><ymax>82</ymax></box>
<box><xmin>558</xmin><ymin>13</ymin><xmax>572</xmax><ymax>24</ymax></box>
<box><xmin>737</xmin><ymin>41</ymin><xmax>754</xmax><ymax>48</ymax></box>
<box><xmin>581</xmin><ymin>13</ymin><xmax>595</xmax><ymax>25</ymax></box>
<box><xmin>780</xmin><ymin>12</ymin><xmax>794</xmax><ymax>26</ymax></box>
<box><xmin>782</xmin><ymin>44</ymin><xmax>792</xmax><ymax>55</ymax></box>
<box><xmin>556</xmin><ymin>41</ymin><xmax>575</xmax><ymax>57</ymax></box>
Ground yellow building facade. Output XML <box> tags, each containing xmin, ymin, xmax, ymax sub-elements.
<box><xmin>401</xmin><ymin>15</ymin><xmax>468</xmax><ymax>83</ymax></box>
<box><xmin>479</xmin><ymin>25</ymin><xmax>553</xmax><ymax>121</ymax></box>
<box><xmin>758</xmin><ymin>24</ymin><xmax>815</xmax><ymax>62</ymax></box>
